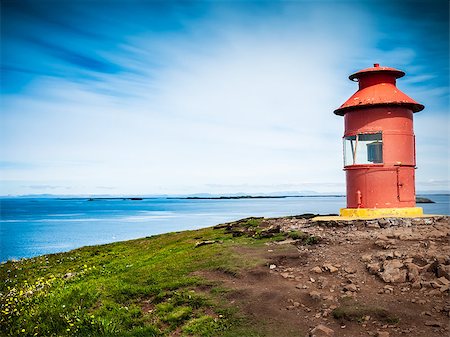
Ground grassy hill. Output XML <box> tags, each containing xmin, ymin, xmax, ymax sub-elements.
<box><xmin>1</xmin><ymin>220</ymin><xmax>287</xmax><ymax>337</ymax></box>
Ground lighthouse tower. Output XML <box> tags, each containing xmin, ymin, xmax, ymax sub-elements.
<box><xmin>335</xmin><ymin>64</ymin><xmax>424</xmax><ymax>218</ymax></box>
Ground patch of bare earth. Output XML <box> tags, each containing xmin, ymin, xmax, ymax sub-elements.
<box><xmin>199</xmin><ymin>216</ymin><xmax>450</xmax><ymax>337</ymax></box>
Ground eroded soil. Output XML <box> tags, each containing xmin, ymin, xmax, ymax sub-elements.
<box><xmin>199</xmin><ymin>216</ymin><xmax>450</xmax><ymax>337</ymax></box>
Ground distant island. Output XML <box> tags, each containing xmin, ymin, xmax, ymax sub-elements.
<box><xmin>77</xmin><ymin>195</ymin><xmax>347</xmax><ymax>201</ymax></box>
<box><xmin>82</xmin><ymin>195</ymin><xmax>434</xmax><ymax>202</ymax></box>
<box><xmin>167</xmin><ymin>195</ymin><xmax>346</xmax><ymax>200</ymax></box>
<box><xmin>416</xmin><ymin>196</ymin><xmax>435</xmax><ymax>203</ymax></box>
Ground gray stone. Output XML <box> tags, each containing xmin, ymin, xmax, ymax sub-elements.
<box><xmin>380</xmin><ymin>260</ymin><xmax>406</xmax><ymax>283</ymax></box>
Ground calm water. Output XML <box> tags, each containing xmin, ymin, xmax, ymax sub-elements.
<box><xmin>1</xmin><ymin>195</ymin><xmax>449</xmax><ymax>262</ymax></box>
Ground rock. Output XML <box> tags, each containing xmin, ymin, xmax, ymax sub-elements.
<box><xmin>424</xmin><ymin>321</ymin><xmax>442</xmax><ymax>327</ymax></box>
<box><xmin>437</xmin><ymin>276</ymin><xmax>450</xmax><ymax>286</ymax></box>
<box><xmin>367</xmin><ymin>262</ymin><xmax>381</xmax><ymax>275</ymax></box>
<box><xmin>421</xmin><ymin>281</ymin><xmax>432</xmax><ymax>288</ymax></box>
<box><xmin>411</xmin><ymin>281</ymin><xmax>421</xmax><ymax>289</ymax></box>
<box><xmin>361</xmin><ymin>254</ymin><xmax>372</xmax><ymax>262</ymax></box>
<box><xmin>435</xmin><ymin>254</ymin><xmax>449</xmax><ymax>264</ymax></box>
<box><xmin>367</xmin><ymin>222</ymin><xmax>381</xmax><ymax>229</ymax></box>
<box><xmin>380</xmin><ymin>260</ymin><xmax>406</xmax><ymax>283</ymax></box>
<box><xmin>376</xmin><ymin>234</ymin><xmax>389</xmax><ymax>241</ymax></box>
<box><xmin>310</xmin><ymin>324</ymin><xmax>335</xmax><ymax>336</ymax></box>
<box><xmin>311</xmin><ymin>266</ymin><xmax>323</xmax><ymax>273</ymax></box>
<box><xmin>322</xmin><ymin>295</ymin><xmax>336</xmax><ymax>302</ymax></box>
<box><xmin>375</xmin><ymin>239</ymin><xmax>396</xmax><ymax>249</ymax></box>
<box><xmin>63</xmin><ymin>272</ymin><xmax>76</xmax><ymax>279</ymax></box>
<box><xmin>258</xmin><ymin>225</ymin><xmax>281</xmax><ymax>238</ymax></box>
<box><xmin>427</xmin><ymin>289</ymin><xmax>441</xmax><ymax>296</ymax></box>
<box><xmin>317</xmin><ymin>277</ymin><xmax>329</xmax><ymax>289</ymax></box>
<box><xmin>378</xmin><ymin>219</ymin><xmax>391</xmax><ymax>228</ymax></box>
<box><xmin>376</xmin><ymin>332</ymin><xmax>390</xmax><ymax>337</ymax></box>
<box><xmin>437</xmin><ymin>264</ymin><xmax>450</xmax><ymax>280</ymax></box>
<box><xmin>195</xmin><ymin>240</ymin><xmax>216</xmax><ymax>248</ymax></box>
<box><xmin>405</xmin><ymin>262</ymin><xmax>420</xmax><ymax>282</ymax></box>
<box><xmin>280</xmin><ymin>272</ymin><xmax>294</xmax><ymax>279</ymax></box>
<box><xmin>323</xmin><ymin>263</ymin><xmax>338</xmax><ymax>273</ymax></box>
<box><xmin>343</xmin><ymin>266</ymin><xmax>357</xmax><ymax>274</ymax></box>
<box><xmin>430</xmin><ymin>280</ymin><xmax>441</xmax><ymax>289</ymax></box>
<box><xmin>440</xmin><ymin>285</ymin><xmax>449</xmax><ymax>293</ymax></box>
<box><xmin>286</xmin><ymin>300</ymin><xmax>301</xmax><ymax>310</ymax></box>
<box><xmin>269</xmin><ymin>264</ymin><xmax>277</xmax><ymax>270</ymax></box>
<box><xmin>309</xmin><ymin>290</ymin><xmax>322</xmax><ymax>300</ymax></box>
<box><xmin>344</xmin><ymin>284</ymin><xmax>358</xmax><ymax>292</ymax></box>
<box><xmin>383</xmin><ymin>285</ymin><xmax>394</xmax><ymax>294</ymax></box>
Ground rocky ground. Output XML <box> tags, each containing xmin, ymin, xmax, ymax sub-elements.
<box><xmin>204</xmin><ymin>215</ymin><xmax>450</xmax><ymax>337</ymax></box>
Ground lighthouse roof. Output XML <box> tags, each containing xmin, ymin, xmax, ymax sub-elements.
<box><xmin>348</xmin><ymin>64</ymin><xmax>405</xmax><ymax>81</ymax></box>
<box><xmin>334</xmin><ymin>64</ymin><xmax>424</xmax><ymax>116</ymax></box>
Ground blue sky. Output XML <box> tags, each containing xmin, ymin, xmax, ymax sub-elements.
<box><xmin>1</xmin><ymin>0</ymin><xmax>449</xmax><ymax>195</ymax></box>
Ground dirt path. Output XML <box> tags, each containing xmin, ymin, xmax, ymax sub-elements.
<box><xmin>202</xmin><ymin>216</ymin><xmax>450</xmax><ymax>337</ymax></box>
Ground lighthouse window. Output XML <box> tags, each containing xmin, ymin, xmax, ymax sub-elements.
<box><xmin>344</xmin><ymin>132</ymin><xmax>383</xmax><ymax>166</ymax></box>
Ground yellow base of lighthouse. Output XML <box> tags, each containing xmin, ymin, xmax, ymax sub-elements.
<box><xmin>339</xmin><ymin>207</ymin><xmax>423</xmax><ymax>218</ymax></box>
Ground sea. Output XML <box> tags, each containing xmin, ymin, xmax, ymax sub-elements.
<box><xmin>1</xmin><ymin>195</ymin><xmax>449</xmax><ymax>262</ymax></box>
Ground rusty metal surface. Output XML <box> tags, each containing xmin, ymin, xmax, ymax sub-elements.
<box><xmin>348</xmin><ymin>63</ymin><xmax>405</xmax><ymax>81</ymax></box>
<box><xmin>334</xmin><ymin>64</ymin><xmax>424</xmax><ymax>116</ymax></box>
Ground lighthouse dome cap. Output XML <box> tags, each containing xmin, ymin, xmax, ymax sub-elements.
<box><xmin>334</xmin><ymin>63</ymin><xmax>424</xmax><ymax>115</ymax></box>
<box><xmin>349</xmin><ymin>63</ymin><xmax>405</xmax><ymax>81</ymax></box>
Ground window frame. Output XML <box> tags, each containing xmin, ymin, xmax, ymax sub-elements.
<box><xmin>343</xmin><ymin>132</ymin><xmax>383</xmax><ymax>166</ymax></box>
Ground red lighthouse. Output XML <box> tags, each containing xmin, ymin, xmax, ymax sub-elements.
<box><xmin>335</xmin><ymin>64</ymin><xmax>424</xmax><ymax>217</ymax></box>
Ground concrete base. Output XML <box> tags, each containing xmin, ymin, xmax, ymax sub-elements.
<box><xmin>339</xmin><ymin>207</ymin><xmax>423</xmax><ymax>218</ymax></box>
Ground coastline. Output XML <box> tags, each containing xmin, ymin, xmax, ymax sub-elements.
<box><xmin>1</xmin><ymin>215</ymin><xmax>449</xmax><ymax>336</ymax></box>
<box><xmin>2</xmin><ymin>195</ymin><xmax>449</xmax><ymax>262</ymax></box>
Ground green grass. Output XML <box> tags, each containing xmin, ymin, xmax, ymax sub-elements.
<box><xmin>287</xmin><ymin>230</ymin><xmax>306</xmax><ymax>240</ymax></box>
<box><xmin>0</xmin><ymin>227</ymin><xmax>269</xmax><ymax>336</ymax></box>
<box><xmin>237</xmin><ymin>218</ymin><xmax>263</xmax><ymax>228</ymax></box>
<box><xmin>332</xmin><ymin>303</ymin><xmax>399</xmax><ymax>324</ymax></box>
<box><xmin>286</xmin><ymin>230</ymin><xmax>320</xmax><ymax>245</ymax></box>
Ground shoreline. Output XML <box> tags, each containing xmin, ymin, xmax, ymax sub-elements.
<box><xmin>2</xmin><ymin>215</ymin><xmax>449</xmax><ymax>336</ymax></box>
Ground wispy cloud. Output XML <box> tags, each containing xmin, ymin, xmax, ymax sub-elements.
<box><xmin>25</xmin><ymin>36</ymin><xmax>125</xmax><ymax>75</ymax></box>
